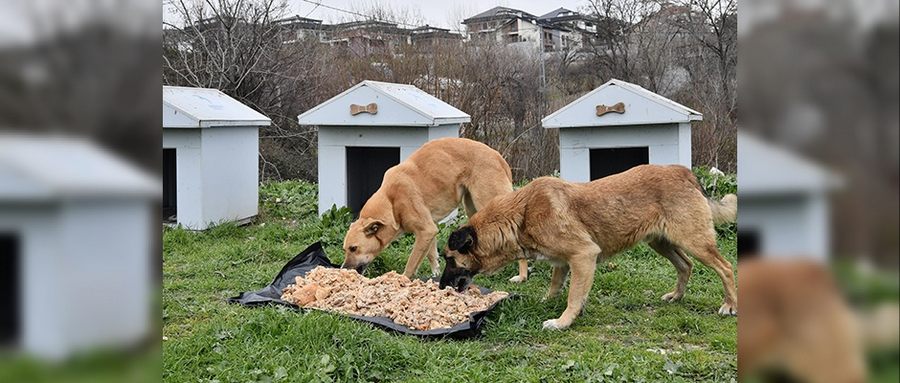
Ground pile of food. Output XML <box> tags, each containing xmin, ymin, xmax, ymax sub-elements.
<box><xmin>280</xmin><ymin>267</ymin><xmax>508</xmax><ymax>330</ymax></box>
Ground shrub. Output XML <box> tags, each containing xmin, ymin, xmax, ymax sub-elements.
<box><xmin>693</xmin><ymin>166</ymin><xmax>737</xmax><ymax>198</ymax></box>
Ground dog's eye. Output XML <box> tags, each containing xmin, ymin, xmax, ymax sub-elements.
<box><xmin>349</xmin><ymin>246</ymin><xmax>358</xmax><ymax>253</ymax></box>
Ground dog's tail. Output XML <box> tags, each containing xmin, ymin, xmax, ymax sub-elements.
<box><xmin>708</xmin><ymin>194</ymin><xmax>737</xmax><ymax>225</ymax></box>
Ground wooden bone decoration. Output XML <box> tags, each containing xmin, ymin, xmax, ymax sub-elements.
<box><xmin>596</xmin><ymin>102</ymin><xmax>625</xmax><ymax>117</ymax></box>
<box><xmin>350</xmin><ymin>103</ymin><xmax>378</xmax><ymax>116</ymax></box>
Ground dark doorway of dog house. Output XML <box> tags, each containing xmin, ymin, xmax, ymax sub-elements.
<box><xmin>589</xmin><ymin>147</ymin><xmax>649</xmax><ymax>180</ymax></box>
<box><xmin>346</xmin><ymin>147</ymin><xmax>400</xmax><ymax>217</ymax></box>
<box><xmin>0</xmin><ymin>233</ymin><xmax>21</xmax><ymax>347</ymax></box>
<box><xmin>738</xmin><ymin>230</ymin><xmax>761</xmax><ymax>259</ymax></box>
<box><xmin>163</xmin><ymin>148</ymin><xmax>177</xmax><ymax>223</ymax></box>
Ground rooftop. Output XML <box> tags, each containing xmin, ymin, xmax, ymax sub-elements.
<box><xmin>463</xmin><ymin>6</ymin><xmax>538</xmax><ymax>24</ymax></box>
<box><xmin>542</xmin><ymin>79</ymin><xmax>702</xmax><ymax>128</ymax></box>
<box><xmin>539</xmin><ymin>8</ymin><xmax>582</xmax><ymax>20</ymax></box>
<box><xmin>297</xmin><ymin>80</ymin><xmax>470</xmax><ymax>127</ymax></box>
<box><xmin>737</xmin><ymin>132</ymin><xmax>842</xmax><ymax>196</ymax></box>
<box><xmin>163</xmin><ymin>86</ymin><xmax>272</xmax><ymax>128</ymax></box>
<box><xmin>0</xmin><ymin>135</ymin><xmax>159</xmax><ymax>201</ymax></box>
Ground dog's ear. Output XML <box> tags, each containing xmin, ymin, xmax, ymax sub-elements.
<box><xmin>363</xmin><ymin>220</ymin><xmax>384</xmax><ymax>236</ymax></box>
<box><xmin>448</xmin><ymin>226</ymin><xmax>477</xmax><ymax>254</ymax></box>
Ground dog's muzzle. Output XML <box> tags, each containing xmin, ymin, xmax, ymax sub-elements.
<box><xmin>439</xmin><ymin>269</ymin><xmax>475</xmax><ymax>292</ymax></box>
<box><xmin>341</xmin><ymin>262</ymin><xmax>368</xmax><ymax>275</ymax></box>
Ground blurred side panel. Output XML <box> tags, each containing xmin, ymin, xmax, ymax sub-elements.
<box><xmin>0</xmin><ymin>0</ymin><xmax>161</xmax><ymax>381</ymax></box>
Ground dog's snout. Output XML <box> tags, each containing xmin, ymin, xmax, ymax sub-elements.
<box><xmin>454</xmin><ymin>276</ymin><xmax>472</xmax><ymax>292</ymax></box>
<box><xmin>341</xmin><ymin>261</ymin><xmax>367</xmax><ymax>274</ymax></box>
<box><xmin>438</xmin><ymin>274</ymin><xmax>472</xmax><ymax>292</ymax></box>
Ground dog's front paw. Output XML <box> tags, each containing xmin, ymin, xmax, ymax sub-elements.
<box><xmin>718</xmin><ymin>302</ymin><xmax>737</xmax><ymax>316</ymax></box>
<box><xmin>542</xmin><ymin>319</ymin><xmax>568</xmax><ymax>330</ymax></box>
<box><xmin>508</xmin><ymin>275</ymin><xmax>527</xmax><ymax>283</ymax></box>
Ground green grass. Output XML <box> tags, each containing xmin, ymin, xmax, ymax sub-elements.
<box><xmin>0</xmin><ymin>348</ymin><xmax>160</xmax><ymax>383</ymax></box>
<box><xmin>163</xmin><ymin>179</ymin><xmax>737</xmax><ymax>382</ymax></box>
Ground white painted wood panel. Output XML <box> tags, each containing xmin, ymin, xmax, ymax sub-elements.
<box><xmin>739</xmin><ymin>196</ymin><xmax>828</xmax><ymax>261</ymax></box>
<box><xmin>542</xmin><ymin>79</ymin><xmax>701</xmax><ymax>128</ymax></box>
<box><xmin>200</xmin><ymin>127</ymin><xmax>259</xmax><ymax>227</ymax></box>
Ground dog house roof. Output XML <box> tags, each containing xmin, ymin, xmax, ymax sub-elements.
<box><xmin>738</xmin><ymin>132</ymin><xmax>842</xmax><ymax>196</ymax></box>
<box><xmin>164</xmin><ymin>86</ymin><xmax>272</xmax><ymax>128</ymax></box>
<box><xmin>0</xmin><ymin>135</ymin><xmax>159</xmax><ymax>201</ymax></box>
<box><xmin>542</xmin><ymin>79</ymin><xmax>703</xmax><ymax>128</ymax></box>
<box><xmin>298</xmin><ymin>80</ymin><xmax>470</xmax><ymax>127</ymax></box>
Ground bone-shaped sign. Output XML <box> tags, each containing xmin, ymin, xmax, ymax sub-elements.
<box><xmin>350</xmin><ymin>103</ymin><xmax>378</xmax><ymax>115</ymax></box>
<box><xmin>596</xmin><ymin>102</ymin><xmax>625</xmax><ymax>116</ymax></box>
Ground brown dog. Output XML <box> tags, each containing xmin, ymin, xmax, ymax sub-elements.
<box><xmin>439</xmin><ymin>164</ymin><xmax>738</xmax><ymax>330</ymax></box>
<box><xmin>341</xmin><ymin>137</ymin><xmax>529</xmax><ymax>280</ymax></box>
<box><xmin>738</xmin><ymin>259</ymin><xmax>867</xmax><ymax>383</ymax></box>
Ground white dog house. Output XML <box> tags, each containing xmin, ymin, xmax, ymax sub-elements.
<box><xmin>737</xmin><ymin>132</ymin><xmax>841</xmax><ymax>261</ymax></box>
<box><xmin>542</xmin><ymin>79</ymin><xmax>702</xmax><ymax>181</ymax></box>
<box><xmin>0</xmin><ymin>135</ymin><xmax>157</xmax><ymax>359</ymax></box>
<box><xmin>163</xmin><ymin>86</ymin><xmax>271</xmax><ymax>230</ymax></box>
<box><xmin>298</xmin><ymin>80</ymin><xmax>470</xmax><ymax>215</ymax></box>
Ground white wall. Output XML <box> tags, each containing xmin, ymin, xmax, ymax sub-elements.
<box><xmin>317</xmin><ymin>125</ymin><xmax>459</xmax><ymax>214</ymax></box>
<box><xmin>427</xmin><ymin>124</ymin><xmax>459</xmax><ymax>141</ymax></box>
<box><xmin>738</xmin><ymin>194</ymin><xmax>829</xmax><ymax>261</ymax></box>
<box><xmin>0</xmin><ymin>203</ymin><xmax>64</xmax><ymax>359</ymax></box>
<box><xmin>200</xmin><ymin>127</ymin><xmax>259</xmax><ymax>227</ymax></box>
<box><xmin>163</xmin><ymin>129</ymin><xmax>203</xmax><ymax>229</ymax></box>
<box><xmin>163</xmin><ymin>127</ymin><xmax>259</xmax><ymax>230</ymax></box>
<box><xmin>57</xmin><ymin>199</ymin><xmax>154</xmax><ymax>355</ymax></box>
<box><xmin>558</xmin><ymin>124</ymin><xmax>690</xmax><ymax>182</ymax></box>
<box><xmin>517</xmin><ymin>20</ymin><xmax>540</xmax><ymax>45</ymax></box>
<box><xmin>0</xmin><ymin>199</ymin><xmax>153</xmax><ymax>360</ymax></box>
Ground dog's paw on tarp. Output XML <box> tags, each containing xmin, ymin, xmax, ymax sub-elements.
<box><xmin>227</xmin><ymin>242</ymin><xmax>508</xmax><ymax>339</ymax></box>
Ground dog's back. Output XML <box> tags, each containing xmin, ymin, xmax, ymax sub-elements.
<box><xmin>506</xmin><ymin>165</ymin><xmax>709</xmax><ymax>255</ymax></box>
<box><xmin>361</xmin><ymin>137</ymin><xmax>513</xmax><ymax>223</ymax></box>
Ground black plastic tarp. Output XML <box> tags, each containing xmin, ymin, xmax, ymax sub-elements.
<box><xmin>227</xmin><ymin>242</ymin><xmax>508</xmax><ymax>339</ymax></box>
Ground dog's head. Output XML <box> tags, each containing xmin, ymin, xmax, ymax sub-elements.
<box><xmin>439</xmin><ymin>226</ymin><xmax>482</xmax><ymax>292</ymax></box>
<box><xmin>341</xmin><ymin>218</ymin><xmax>390</xmax><ymax>274</ymax></box>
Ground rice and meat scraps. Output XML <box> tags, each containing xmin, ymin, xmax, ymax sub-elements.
<box><xmin>281</xmin><ymin>266</ymin><xmax>508</xmax><ymax>330</ymax></box>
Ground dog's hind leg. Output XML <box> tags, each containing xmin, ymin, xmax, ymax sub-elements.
<box><xmin>648</xmin><ymin>239</ymin><xmax>693</xmax><ymax>302</ymax></box>
<box><xmin>670</xmin><ymin>226</ymin><xmax>737</xmax><ymax>316</ymax></box>
<box><xmin>461</xmin><ymin>189</ymin><xmax>478</xmax><ymax>218</ymax></box>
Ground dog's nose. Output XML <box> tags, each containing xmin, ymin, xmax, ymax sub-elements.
<box><xmin>454</xmin><ymin>276</ymin><xmax>471</xmax><ymax>292</ymax></box>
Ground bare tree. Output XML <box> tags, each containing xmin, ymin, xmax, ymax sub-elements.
<box><xmin>164</xmin><ymin>0</ymin><xmax>333</xmax><ymax>180</ymax></box>
<box><xmin>161</xmin><ymin>0</ymin><xmax>738</xmax><ymax>180</ymax></box>
<box><xmin>0</xmin><ymin>1</ymin><xmax>160</xmax><ymax>172</ymax></box>
<box><xmin>582</xmin><ymin>0</ymin><xmax>653</xmax><ymax>81</ymax></box>
<box><xmin>669</xmin><ymin>0</ymin><xmax>737</xmax><ymax>102</ymax></box>
<box><xmin>668</xmin><ymin>0</ymin><xmax>738</xmax><ymax>169</ymax></box>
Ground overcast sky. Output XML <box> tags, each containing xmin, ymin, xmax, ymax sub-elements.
<box><xmin>164</xmin><ymin>0</ymin><xmax>593</xmax><ymax>29</ymax></box>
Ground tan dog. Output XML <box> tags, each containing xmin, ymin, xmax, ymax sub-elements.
<box><xmin>341</xmin><ymin>137</ymin><xmax>529</xmax><ymax>280</ymax></box>
<box><xmin>738</xmin><ymin>259</ymin><xmax>867</xmax><ymax>382</ymax></box>
<box><xmin>439</xmin><ymin>164</ymin><xmax>738</xmax><ymax>330</ymax></box>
